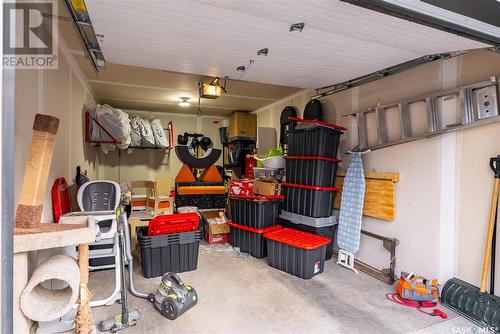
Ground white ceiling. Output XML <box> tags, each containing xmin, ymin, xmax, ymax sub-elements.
<box><xmin>85</xmin><ymin>0</ymin><xmax>487</xmax><ymax>89</ymax></box>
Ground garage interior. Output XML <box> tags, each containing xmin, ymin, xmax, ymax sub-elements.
<box><xmin>3</xmin><ymin>0</ymin><xmax>500</xmax><ymax>333</ymax></box>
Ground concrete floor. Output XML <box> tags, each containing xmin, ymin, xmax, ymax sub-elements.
<box><xmin>89</xmin><ymin>243</ymin><xmax>473</xmax><ymax>333</ymax></box>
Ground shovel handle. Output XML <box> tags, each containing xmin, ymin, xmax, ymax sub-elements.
<box><xmin>481</xmin><ymin>177</ymin><xmax>500</xmax><ymax>292</ymax></box>
<box><xmin>491</xmin><ymin>156</ymin><xmax>500</xmax><ymax>179</ymax></box>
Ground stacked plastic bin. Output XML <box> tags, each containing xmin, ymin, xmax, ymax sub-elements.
<box><xmin>265</xmin><ymin>117</ymin><xmax>345</xmax><ymax>278</ymax></box>
<box><xmin>138</xmin><ymin>213</ymin><xmax>202</xmax><ymax>278</ymax></box>
<box><xmin>228</xmin><ymin>195</ymin><xmax>284</xmax><ymax>259</ymax></box>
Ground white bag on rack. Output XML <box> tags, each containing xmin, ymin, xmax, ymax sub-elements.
<box><xmin>91</xmin><ymin>104</ymin><xmax>131</xmax><ymax>153</ymax></box>
<box><xmin>139</xmin><ymin>118</ymin><xmax>156</xmax><ymax>147</ymax></box>
<box><xmin>114</xmin><ymin>107</ymin><xmax>131</xmax><ymax>150</ymax></box>
<box><xmin>150</xmin><ymin>119</ymin><xmax>168</xmax><ymax>148</ymax></box>
<box><xmin>129</xmin><ymin>116</ymin><xmax>143</xmax><ymax>147</ymax></box>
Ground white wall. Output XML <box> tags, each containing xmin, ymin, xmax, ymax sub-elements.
<box><xmin>14</xmin><ymin>36</ymin><xmax>97</xmax><ymax>223</ymax></box>
<box><xmin>255</xmin><ymin>50</ymin><xmax>500</xmax><ymax>287</ymax></box>
<box><xmin>325</xmin><ymin>50</ymin><xmax>500</xmax><ymax>285</ymax></box>
<box><xmin>97</xmin><ymin>111</ymin><xmax>227</xmax><ymax>186</ymax></box>
<box><xmin>254</xmin><ymin>89</ymin><xmax>315</xmax><ymax>150</ymax></box>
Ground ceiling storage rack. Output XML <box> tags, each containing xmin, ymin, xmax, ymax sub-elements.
<box><xmin>85</xmin><ymin>112</ymin><xmax>174</xmax><ymax>150</ymax></box>
<box><xmin>85</xmin><ymin>111</ymin><xmax>120</xmax><ymax>145</ymax></box>
<box><xmin>347</xmin><ymin>77</ymin><xmax>499</xmax><ymax>152</ymax></box>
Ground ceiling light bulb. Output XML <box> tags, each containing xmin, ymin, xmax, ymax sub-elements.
<box><xmin>179</xmin><ymin>97</ymin><xmax>191</xmax><ymax>107</ymax></box>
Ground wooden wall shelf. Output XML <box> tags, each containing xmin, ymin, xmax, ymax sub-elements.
<box><xmin>334</xmin><ymin>171</ymin><xmax>399</xmax><ymax>221</ymax></box>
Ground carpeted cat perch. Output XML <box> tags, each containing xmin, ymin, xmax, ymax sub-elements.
<box><xmin>20</xmin><ymin>255</ymin><xmax>80</xmax><ymax>322</ymax></box>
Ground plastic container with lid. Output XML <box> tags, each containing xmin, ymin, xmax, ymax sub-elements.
<box><xmin>286</xmin><ymin>117</ymin><xmax>345</xmax><ymax>159</ymax></box>
<box><xmin>148</xmin><ymin>212</ymin><xmax>200</xmax><ymax>236</ymax></box>
<box><xmin>253</xmin><ymin>167</ymin><xmax>285</xmax><ymax>182</ymax></box>
<box><xmin>279</xmin><ymin>210</ymin><xmax>337</xmax><ymax>260</ymax></box>
<box><xmin>285</xmin><ymin>156</ymin><xmax>341</xmax><ymax>187</ymax></box>
<box><xmin>282</xmin><ymin>183</ymin><xmax>338</xmax><ymax>218</ymax></box>
<box><xmin>137</xmin><ymin>227</ymin><xmax>202</xmax><ymax>278</ymax></box>
<box><xmin>229</xmin><ymin>195</ymin><xmax>284</xmax><ymax>229</ymax></box>
<box><xmin>264</xmin><ymin>228</ymin><xmax>331</xmax><ymax>279</ymax></box>
<box><xmin>228</xmin><ymin>221</ymin><xmax>281</xmax><ymax>259</ymax></box>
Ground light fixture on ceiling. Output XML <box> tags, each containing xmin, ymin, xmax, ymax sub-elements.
<box><xmin>236</xmin><ymin>65</ymin><xmax>246</xmax><ymax>71</ymax></box>
<box><xmin>257</xmin><ymin>48</ymin><xmax>269</xmax><ymax>56</ymax></box>
<box><xmin>289</xmin><ymin>22</ymin><xmax>305</xmax><ymax>32</ymax></box>
<box><xmin>199</xmin><ymin>77</ymin><xmax>227</xmax><ymax>99</ymax></box>
<box><xmin>179</xmin><ymin>97</ymin><xmax>191</xmax><ymax>107</ymax></box>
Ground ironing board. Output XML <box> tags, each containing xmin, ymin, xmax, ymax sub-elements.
<box><xmin>337</xmin><ymin>153</ymin><xmax>366</xmax><ymax>273</ymax></box>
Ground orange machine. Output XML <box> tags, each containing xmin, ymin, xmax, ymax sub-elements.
<box><xmin>175</xmin><ymin>165</ymin><xmax>225</xmax><ymax>209</ymax></box>
<box><xmin>174</xmin><ymin>132</ymin><xmax>225</xmax><ymax>210</ymax></box>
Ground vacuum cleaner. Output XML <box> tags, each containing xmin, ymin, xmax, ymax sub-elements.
<box><xmin>99</xmin><ymin>208</ymin><xmax>198</xmax><ymax>331</ymax></box>
<box><xmin>148</xmin><ymin>273</ymin><xmax>198</xmax><ymax>320</ymax></box>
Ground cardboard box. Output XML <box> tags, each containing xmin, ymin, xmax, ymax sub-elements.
<box><xmin>227</xmin><ymin>112</ymin><xmax>257</xmax><ymax>140</ymax></box>
<box><xmin>252</xmin><ymin>180</ymin><xmax>281</xmax><ymax>196</ymax></box>
<box><xmin>229</xmin><ymin>179</ymin><xmax>253</xmax><ymax>197</ymax></box>
<box><xmin>206</xmin><ymin>224</ymin><xmax>230</xmax><ymax>244</ymax></box>
<box><xmin>200</xmin><ymin>210</ymin><xmax>230</xmax><ymax>244</ymax></box>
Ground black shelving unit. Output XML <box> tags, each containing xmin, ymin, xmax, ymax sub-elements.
<box><xmin>223</xmin><ymin>138</ymin><xmax>256</xmax><ymax>180</ymax></box>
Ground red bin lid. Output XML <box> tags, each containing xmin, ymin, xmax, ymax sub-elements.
<box><xmin>285</xmin><ymin>155</ymin><xmax>342</xmax><ymax>163</ymax></box>
<box><xmin>229</xmin><ymin>194</ymin><xmax>285</xmax><ymax>201</ymax></box>
<box><xmin>281</xmin><ymin>182</ymin><xmax>338</xmax><ymax>192</ymax></box>
<box><xmin>264</xmin><ymin>228</ymin><xmax>331</xmax><ymax>250</ymax></box>
<box><xmin>227</xmin><ymin>221</ymin><xmax>281</xmax><ymax>234</ymax></box>
<box><xmin>288</xmin><ymin>117</ymin><xmax>346</xmax><ymax>131</ymax></box>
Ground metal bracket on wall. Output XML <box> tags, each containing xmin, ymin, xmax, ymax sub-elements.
<box><xmin>63</xmin><ymin>0</ymin><xmax>105</xmax><ymax>72</ymax></box>
<box><xmin>347</xmin><ymin>77</ymin><xmax>499</xmax><ymax>152</ymax></box>
<box><xmin>332</xmin><ymin>227</ymin><xmax>399</xmax><ymax>285</ymax></box>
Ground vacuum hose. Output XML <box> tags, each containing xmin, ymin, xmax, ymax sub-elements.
<box><xmin>120</xmin><ymin>209</ymin><xmax>149</xmax><ymax>299</ymax></box>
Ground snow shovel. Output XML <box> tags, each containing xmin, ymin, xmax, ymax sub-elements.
<box><xmin>441</xmin><ymin>155</ymin><xmax>500</xmax><ymax>331</ymax></box>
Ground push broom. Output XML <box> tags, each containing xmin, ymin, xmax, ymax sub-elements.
<box><xmin>441</xmin><ymin>155</ymin><xmax>500</xmax><ymax>331</ymax></box>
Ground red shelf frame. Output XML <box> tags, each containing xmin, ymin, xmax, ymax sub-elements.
<box><xmin>85</xmin><ymin>112</ymin><xmax>121</xmax><ymax>144</ymax></box>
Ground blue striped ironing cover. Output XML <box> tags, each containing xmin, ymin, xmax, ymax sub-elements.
<box><xmin>337</xmin><ymin>153</ymin><xmax>366</xmax><ymax>254</ymax></box>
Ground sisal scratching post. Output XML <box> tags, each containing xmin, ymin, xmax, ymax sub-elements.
<box><xmin>75</xmin><ymin>244</ymin><xmax>93</xmax><ymax>333</ymax></box>
<box><xmin>15</xmin><ymin>114</ymin><xmax>59</xmax><ymax>229</ymax></box>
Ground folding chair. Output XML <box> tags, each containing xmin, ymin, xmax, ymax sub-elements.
<box><xmin>148</xmin><ymin>177</ymin><xmax>174</xmax><ymax>216</ymax></box>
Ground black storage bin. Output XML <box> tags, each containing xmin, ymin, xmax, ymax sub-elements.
<box><xmin>229</xmin><ymin>195</ymin><xmax>283</xmax><ymax>229</ymax></box>
<box><xmin>278</xmin><ymin>218</ymin><xmax>336</xmax><ymax>260</ymax></box>
<box><xmin>286</xmin><ymin>156</ymin><xmax>341</xmax><ymax>187</ymax></box>
<box><xmin>228</xmin><ymin>221</ymin><xmax>281</xmax><ymax>259</ymax></box>
<box><xmin>138</xmin><ymin>227</ymin><xmax>202</xmax><ymax>278</ymax></box>
<box><xmin>287</xmin><ymin>118</ymin><xmax>345</xmax><ymax>159</ymax></box>
<box><xmin>175</xmin><ymin>193</ymin><xmax>226</xmax><ymax>210</ymax></box>
<box><xmin>282</xmin><ymin>183</ymin><xmax>337</xmax><ymax>218</ymax></box>
<box><xmin>264</xmin><ymin>228</ymin><xmax>330</xmax><ymax>279</ymax></box>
